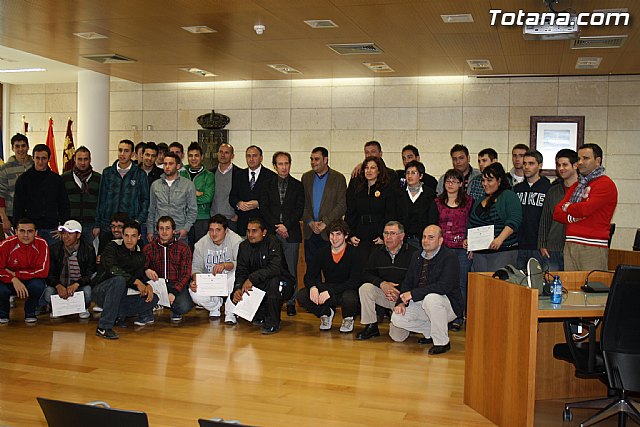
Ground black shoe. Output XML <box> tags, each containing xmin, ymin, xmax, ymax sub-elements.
<box><xmin>428</xmin><ymin>342</ymin><xmax>451</xmax><ymax>355</ymax></box>
<box><xmin>114</xmin><ymin>318</ymin><xmax>128</xmax><ymax>328</ymax></box>
<box><xmin>449</xmin><ymin>320</ymin><xmax>462</xmax><ymax>332</ymax></box>
<box><xmin>418</xmin><ymin>337</ymin><xmax>434</xmax><ymax>345</ymax></box>
<box><xmin>286</xmin><ymin>304</ymin><xmax>296</xmax><ymax>316</ymax></box>
<box><xmin>261</xmin><ymin>324</ymin><xmax>280</xmax><ymax>335</ymax></box>
<box><xmin>356</xmin><ymin>323</ymin><xmax>380</xmax><ymax>340</ymax></box>
<box><xmin>96</xmin><ymin>327</ymin><xmax>119</xmax><ymax>340</ymax></box>
<box><xmin>252</xmin><ymin>318</ymin><xmax>265</xmax><ymax>326</ymax></box>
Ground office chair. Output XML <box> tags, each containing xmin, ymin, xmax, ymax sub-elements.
<box><xmin>554</xmin><ymin>264</ymin><xmax>640</xmax><ymax>426</ymax></box>
<box><xmin>37</xmin><ymin>397</ymin><xmax>149</xmax><ymax>427</ymax></box>
<box><xmin>608</xmin><ymin>223</ymin><xmax>616</xmax><ymax>248</ymax></box>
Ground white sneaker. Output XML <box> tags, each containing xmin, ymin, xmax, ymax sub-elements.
<box><xmin>340</xmin><ymin>317</ymin><xmax>354</xmax><ymax>333</ymax></box>
<box><xmin>92</xmin><ymin>305</ymin><xmax>103</xmax><ymax>312</ymax></box>
<box><xmin>50</xmin><ymin>313</ymin><xmax>60</xmax><ymax>319</ymax></box>
<box><xmin>224</xmin><ymin>314</ymin><xmax>237</xmax><ymax>325</ymax></box>
<box><xmin>0</xmin><ymin>317</ymin><xmax>9</xmax><ymax>324</ymax></box>
<box><xmin>319</xmin><ymin>308</ymin><xmax>335</xmax><ymax>331</ymax></box>
<box><xmin>79</xmin><ymin>310</ymin><xmax>91</xmax><ymax>319</ymax></box>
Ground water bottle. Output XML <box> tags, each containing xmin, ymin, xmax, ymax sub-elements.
<box><xmin>550</xmin><ymin>275</ymin><xmax>562</xmax><ymax>305</ymax></box>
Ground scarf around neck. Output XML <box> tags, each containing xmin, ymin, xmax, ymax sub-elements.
<box><xmin>570</xmin><ymin>166</ymin><xmax>605</xmax><ymax>203</ymax></box>
<box><xmin>73</xmin><ymin>165</ymin><xmax>93</xmax><ymax>194</ymax></box>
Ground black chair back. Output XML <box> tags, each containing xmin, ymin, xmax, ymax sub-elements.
<box><xmin>198</xmin><ymin>419</ymin><xmax>257</xmax><ymax>427</ymax></box>
<box><xmin>601</xmin><ymin>265</ymin><xmax>640</xmax><ymax>392</ymax></box>
<box><xmin>37</xmin><ymin>397</ymin><xmax>149</xmax><ymax>427</ymax></box>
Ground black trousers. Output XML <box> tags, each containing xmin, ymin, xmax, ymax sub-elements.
<box><xmin>252</xmin><ymin>277</ymin><xmax>285</xmax><ymax>328</ymax></box>
<box><xmin>297</xmin><ymin>286</ymin><xmax>359</xmax><ymax>319</ymax></box>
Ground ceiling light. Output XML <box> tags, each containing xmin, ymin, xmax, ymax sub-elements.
<box><xmin>466</xmin><ymin>60</ymin><xmax>492</xmax><ymax>71</ymax></box>
<box><xmin>180</xmin><ymin>67</ymin><xmax>217</xmax><ymax>77</ymax></box>
<box><xmin>0</xmin><ymin>68</ymin><xmax>47</xmax><ymax>73</ymax></box>
<box><xmin>73</xmin><ymin>32</ymin><xmax>108</xmax><ymax>40</ymax></box>
<box><xmin>181</xmin><ymin>26</ymin><xmax>217</xmax><ymax>34</ymax></box>
<box><xmin>304</xmin><ymin>20</ymin><xmax>338</xmax><ymax>28</ymax></box>
<box><xmin>575</xmin><ymin>57</ymin><xmax>602</xmax><ymax>69</ymax></box>
<box><xmin>267</xmin><ymin>64</ymin><xmax>302</xmax><ymax>74</ymax></box>
<box><xmin>441</xmin><ymin>14</ymin><xmax>474</xmax><ymax>23</ymax></box>
<box><xmin>363</xmin><ymin>62</ymin><xmax>395</xmax><ymax>73</ymax></box>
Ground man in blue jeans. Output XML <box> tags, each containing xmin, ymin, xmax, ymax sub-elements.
<box><xmin>0</xmin><ymin>218</ymin><xmax>49</xmax><ymax>324</ymax></box>
<box><xmin>92</xmin><ymin>221</ymin><xmax>158</xmax><ymax>339</ymax></box>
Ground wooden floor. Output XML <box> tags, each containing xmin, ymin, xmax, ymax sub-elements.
<box><xmin>0</xmin><ymin>303</ymin><xmax>628</xmax><ymax>427</ymax></box>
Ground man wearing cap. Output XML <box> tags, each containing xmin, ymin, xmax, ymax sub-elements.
<box><xmin>41</xmin><ymin>220</ymin><xmax>96</xmax><ymax>319</ymax></box>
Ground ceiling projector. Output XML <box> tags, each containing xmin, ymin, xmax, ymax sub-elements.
<box><xmin>523</xmin><ymin>13</ymin><xmax>580</xmax><ymax>40</ymax></box>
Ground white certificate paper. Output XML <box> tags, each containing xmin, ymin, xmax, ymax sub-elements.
<box><xmin>232</xmin><ymin>287</ymin><xmax>266</xmax><ymax>321</ymax></box>
<box><xmin>196</xmin><ymin>273</ymin><xmax>228</xmax><ymax>297</ymax></box>
<box><xmin>467</xmin><ymin>225</ymin><xmax>495</xmax><ymax>252</ymax></box>
<box><xmin>148</xmin><ymin>278</ymin><xmax>170</xmax><ymax>307</ymax></box>
<box><xmin>51</xmin><ymin>291</ymin><xmax>86</xmax><ymax>317</ymax></box>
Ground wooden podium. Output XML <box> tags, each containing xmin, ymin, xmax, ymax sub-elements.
<box><xmin>463</xmin><ymin>271</ymin><xmax>611</xmax><ymax>427</ymax></box>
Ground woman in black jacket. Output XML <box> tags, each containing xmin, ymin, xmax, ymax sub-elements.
<box><xmin>396</xmin><ymin>160</ymin><xmax>439</xmax><ymax>249</ymax></box>
<box><xmin>345</xmin><ymin>156</ymin><xmax>396</xmax><ymax>264</ymax></box>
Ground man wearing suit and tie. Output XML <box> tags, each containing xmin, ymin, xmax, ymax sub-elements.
<box><xmin>229</xmin><ymin>145</ymin><xmax>276</xmax><ymax>237</ymax></box>
<box><xmin>260</xmin><ymin>151</ymin><xmax>305</xmax><ymax>316</ymax></box>
<box><xmin>301</xmin><ymin>147</ymin><xmax>347</xmax><ymax>273</ymax></box>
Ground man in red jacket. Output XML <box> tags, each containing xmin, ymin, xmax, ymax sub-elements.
<box><xmin>553</xmin><ymin>143</ymin><xmax>618</xmax><ymax>270</ymax></box>
<box><xmin>0</xmin><ymin>218</ymin><xmax>49</xmax><ymax>323</ymax></box>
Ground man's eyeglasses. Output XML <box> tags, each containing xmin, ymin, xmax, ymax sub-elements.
<box><xmin>110</xmin><ymin>224</ymin><xmax>124</xmax><ymax>230</ymax></box>
<box><xmin>405</xmin><ymin>170</ymin><xmax>420</xmax><ymax>176</ymax></box>
<box><xmin>383</xmin><ymin>231</ymin><xmax>401</xmax><ymax>237</ymax></box>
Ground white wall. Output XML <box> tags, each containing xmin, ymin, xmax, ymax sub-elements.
<box><xmin>7</xmin><ymin>75</ymin><xmax>640</xmax><ymax>249</ymax></box>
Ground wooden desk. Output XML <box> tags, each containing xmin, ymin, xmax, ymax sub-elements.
<box><xmin>463</xmin><ymin>271</ymin><xmax>611</xmax><ymax>427</ymax></box>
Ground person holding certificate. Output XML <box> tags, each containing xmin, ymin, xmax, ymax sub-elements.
<box><xmin>190</xmin><ymin>214</ymin><xmax>243</xmax><ymax>324</ymax></box>
<box><xmin>466</xmin><ymin>163</ymin><xmax>522</xmax><ymax>272</ymax></box>
<box><xmin>231</xmin><ymin>217</ymin><xmax>295</xmax><ymax>334</ymax></box>
<box><xmin>143</xmin><ymin>216</ymin><xmax>194</xmax><ymax>323</ymax></box>
<box><xmin>41</xmin><ymin>220</ymin><xmax>96</xmax><ymax>319</ymax></box>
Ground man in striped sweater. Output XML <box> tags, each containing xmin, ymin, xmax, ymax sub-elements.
<box><xmin>61</xmin><ymin>147</ymin><xmax>101</xmax><ymax>245</ymax></box>
<box><xmin>553</xmin><ymin>144</ymin><xmax>618</xmax><ymax>271</ymax></box>
<box><xmin>0</xmin><ymin>133</ymin><xmax>33</xmax><ymax>237</ymax></box>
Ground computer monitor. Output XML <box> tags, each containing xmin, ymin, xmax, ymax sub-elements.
<box><xmin>37</xmin><ymin>397</ymin><xmax>149</xmax><ymax>427</ymax></box>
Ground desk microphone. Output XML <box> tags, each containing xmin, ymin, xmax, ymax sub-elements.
<box><xmin>581</xmin><ymin>269</ymin><xmax>613</xmax><ymax>293</ymax></box>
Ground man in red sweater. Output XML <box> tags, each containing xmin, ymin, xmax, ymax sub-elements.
<box><xmin>143</xmin><ymin>216</ymin><xmax>193</xmax><ymax>323</ymax></box>
<box><xmin>553</xmin><ymin>143</ymin><xmax>618</xmax><ymax>270</ymax></box>
<box><xmin>0</xmin><ymin>218</ymin><xmax>49</xmax><ymax>323</ymax></box>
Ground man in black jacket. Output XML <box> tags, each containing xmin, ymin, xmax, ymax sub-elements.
<box><xmin>390</xmin><ymin>225</ymin><xmax>463</xmax><ymax>355</ymax></box>
<box><xmin>228</xmin><ymin>145</ymin><xmax>276</xmax><ymax>236</ymax></box>
<box><xmin>92</xmin><ymin>221</ymin><xmax>158</xmax><ymax>339</ymax></box>
<box><xmin>260</xmin><ymin>151</ymin><xmax>304</xmax><ymax>316</ymax></box>
<box><xmin>13</xmin><ymin>144</ymin><xmax>70</xmax><ymax>246</ymax></box>
<box><xmin>41</xmin><ymin>220</ymin><xmax>96</xmax><ymax>319</ymax></box>
<box><xmin>356</xmin><ymin>221</ymin><xmax>415</xmax><ymax>340</ymax></box>
<box><xmin>232</xmin><ymin>218</ymin><xmax>294</xmax><ymax>335</ymax></box>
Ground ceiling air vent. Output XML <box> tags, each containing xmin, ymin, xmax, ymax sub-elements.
<box><xmin>304</xmin><ymin>20</ymin><xmax>338</xmax><ymax>28</ymax></box>
<box><xmin>467</xmin><ymin>59</ymin><xmax>493</xmax><ymax>71</ymax></box>
<box><xmin>327</xmin><ymin>43</ymin><xmax>382</xmax><ymax>55</ymax></box>
<box><xmin>441</xmin><ymin>14</ymin><xmax>474</xmax><ymax>23</ymax></box>
<box><xmin>571</xmin><ymin>36</ymin><xmax>627</xmax><ymax>49</ymax></box>
<box><xmin>575</xmin><ymin>57</ymin><xmax>602</xmax><ymax>69</ymax></box>
<box><xmin>82</xmin><ymin>54</ymin><xmax>136</xmax><ymax>64</ymax></box>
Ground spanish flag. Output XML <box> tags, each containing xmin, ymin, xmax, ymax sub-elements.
<box><xmin>62</xmin><ymin>118</ymin><xmax>75</xmax><ymax>172</ymax></box>
<box><xmin>45</xmin><ymin>117</ymin><xmax>59</xmax><ymax>173</ymax></box>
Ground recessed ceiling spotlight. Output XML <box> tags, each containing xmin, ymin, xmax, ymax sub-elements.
<box><xmin>304</xmin><ymin>19</ymin><xmax>338</xmax><ymax>28</ymax></box>
<box><xmin>0</xmin><ymin>68</ymin><xmax>47</xmax><ymax>73</ymax></box>
<box><xmin>73</xmin><ymin>32</ymin><xmax>108</xmax><ymax>40</ymax></box>
<box><xmin>466</xmin><ymin>59</ymin><xmax>492</xmax><ymax>71</ymax></box>
<box><xmin>267</xmin><ymin>64</ymin><xmax>302</xmax><ymax>74</ymax></box>
<box><xmin>182</xmin><ymin>26</ymin><xmax>217</xmax><ymax>34</ymax></box>
<box><xmin>441</xmin><ymin>14</ymin><xmax>474</xmax><ymax>23</ymax></box>
<box><xmin>363</xmin><ymin>62</ymin><xmax>395</xmax><ymax>73</ymax></box>
<box><xmin>180</xmin><ymin>67</ymin><xmax>217</xmax><ymax>77</ymax></box>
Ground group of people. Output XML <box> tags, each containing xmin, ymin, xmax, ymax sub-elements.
<box><xmin>0</xmin><ymin>133</ymin><xmax>618</xmax><ymax>355</ymax></box>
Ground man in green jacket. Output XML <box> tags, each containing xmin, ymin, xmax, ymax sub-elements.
<box><xmin>180</xmin><ymin>143</ymin><xmax>214</xmax><ymax>247</ymax></box>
